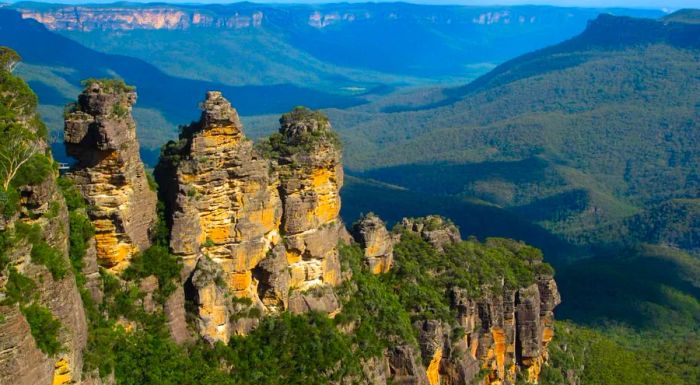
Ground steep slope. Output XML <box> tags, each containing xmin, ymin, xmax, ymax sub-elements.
<box><xmin>0</xmin><ymin>49</ymin><xmax>92</xmax><ymax>385</ymax></box>
<box><xmin>333</xmin><ymin>11</ymin><xmax>700</xmax><ymax>241</ymax></box>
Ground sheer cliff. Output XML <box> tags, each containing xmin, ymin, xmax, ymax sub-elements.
<box><xmin>1</xmin><ymin>75</ymin><xmax>559</xmax><ymax>385</ymax></box>
<box><xmin>63</xmin><ymin>80</ymin><xmax>157</xmax><ymax>273</ymax></box>
<box><xmin>0</xmin><ymin>49</ymin><xmax>90</xmax><ymax>385</ymax></box>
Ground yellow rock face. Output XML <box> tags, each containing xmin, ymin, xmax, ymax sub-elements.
<box><xmin>426</xmin><ymin>348</ymin><xmax>442</xmax><ymax>385</ymax></box>
<box><xmin>51</xmin><ymin>357</ymin><xmax>71</xmax><ymax>385</ymax></box>
<box><xmin>65</xmin><ymin>85</ymin><xmax>157</xmax><ymax>274</ymax></box>
<box><xmin>492</xmin><ymin>327</ymin><xmax>507</xmax><ymax>379</ymax></box>
<box><xmin>311</xmin><ymin>168</ymin><xmax>341</xmax><ymax>224</ymax></box>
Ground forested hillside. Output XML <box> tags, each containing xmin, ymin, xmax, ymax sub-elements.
<box><xmin>336</xmin><ymin>12</ymin><xmax>700</xmax><ymax>242</ymax></box>
<box><xmin>336</xmin><ymin>13</ymin><xmax>700</xmax><ymax>368</ymax></box>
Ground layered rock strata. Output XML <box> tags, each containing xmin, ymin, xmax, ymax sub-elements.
<box><xmin>157</xmin><ymin>94</ymin><xmax>344</xmax><ymax>342</ymax></box>
<box><xmin>64</xmin><ymin>81</ymin><xmax>157</xmax><ymax>272</ymax></box>
<box><xmin>351</xmin><ymin>216</ymin><xmax>561</xmax><ymax>385</ymax></box>
<box><xmin>351</xmin><ymin>212</ymin><xmax>393</xmax><ymax>274</ymax></box>
<box><xmin>157</xmin><ymin>91</ymin><xmax>283</xmax><ymax>341</ymax></box>
<box><xmin>274</xmin><ymin>107</ymin><xmax>343</xmax><ymax>311</ymax></box>
<box><xmin>0</xmin><ymin>169</ymin><xmax>88</xmax><ymax>385</ymax></box>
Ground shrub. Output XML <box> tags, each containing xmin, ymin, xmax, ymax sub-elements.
<box><xmin>21</xmin><ymin>303</ymin><xmax>63</xmax><ymax>356</ymax></box>
<box><xmin>123</xmin><ymin>245</ymin><xmax>182</xmax><ymax>301</ymax></box>
<box><xmin>68</xmin><ymin>211</ymin><xmax>94</xmax><ymax>272</ymax></box>
<box><xmin>2</xmin><ymin>268</ymin><xmax>36</xmax><ymax>305</ymax></box>
<box><xmin>11</xmin><ymin>153</ymin><xmax>53</xmax><ymax>188</ymax></box>
<box><xmin>30</xmin><ymin>241</ymin><xmax>68</xmax><ymax>280</ymax></box>
<box><xmin>81</xmin><ymin>78</ymin><xmax>135</xmax><ymax>93</ymax></box>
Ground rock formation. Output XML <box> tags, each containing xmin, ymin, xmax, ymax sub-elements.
<box><xmin>400</xmin><ymin>216</ymin><xmax>462</xmax><ymax>251</ymax></box>
<box><xmin>0</xmin><ymin>177</ymin><xmax>89</xmax><ymax>385</ymax></box>
<box><xmin>352</xmin><ymin>212</ymin><xmax>393</xmax><ymax>274</ymax></box>
<box><xmin>157</xmin><ymin>91</ymin><xmax>283</xmax><ymax>341</ymax></box>
<box><xmin>0</xmin><ymin>68</ymin><xmax>89</xmax><ymax>385</ymax></box>
<box><xmin>64</xmin><ymin>80</ymin><xmax>157</xmax><ymax>272</ymax></box>
<box><xmin>2</xmin><ymin>76</ymin><xmax>560</xmax><ymax>385</ymax></box>
<box><xmin>157</xmin><ymin>94</ymin><xmax>345</xmax><ymax>342</ymax></box>
<box><xmin>274</xmin><ymin>107</ymin><xmax>344</xmax><ymax>313</ymax></box>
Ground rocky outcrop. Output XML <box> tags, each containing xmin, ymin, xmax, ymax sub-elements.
<box><xmin>399</xmin><ymin>216</ymin><xmax>461</xmax><ymax>251</ymax></box>
<box><xmin>0</xmin><ymin>177</ymin><xmax>88</xmax><ymax>385</ymax></box>
<box><xmin>157</xmin><ymin>91</ymin><xmax>283</xmax><ymax>342</ymax></box>
<box><xmin>424</xmin><ymin>278</ymin><xmax>561</xmax><ymax>385</ymax></box>
<box><xmin>275</xmin><ymin>107</ymin><xmax>344</xmax><ymax>307</ymax></box>
<box><xmin>0</xmin><ymin>65</ymin><xmax>89</xmax><ymax>385</ymax></box>
<box><xmin>157</xmin><ymin>94</ymin><xmax>345</xmax><ymax>342</ymax></box>
<box><xmin>352</xmin><ymin>213</ymin><xmax>393</xmax><ymax>274</ymax></box>
<box><xmin>64</xmin><ymin>81</ymin><xmax>157</xmax><ymax>272</ymax></box>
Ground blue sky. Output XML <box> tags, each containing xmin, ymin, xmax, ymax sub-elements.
<box><xmin>7</xmin><ymin>0</ymin><xmax>699</xmax><ymax>8</ymax></box>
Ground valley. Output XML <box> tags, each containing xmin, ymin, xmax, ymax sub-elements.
<box><xmin>0</xmin><ymin>2</ymin><xmax>698</xmax><ymax>385</ymax></box>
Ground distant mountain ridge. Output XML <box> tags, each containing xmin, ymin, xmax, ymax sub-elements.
<box><xmin>330</xmin><ymin>10</ymin><xmax>700</xmax><ymax>255</ymax></box>
<box><xmin>12</xmin><ymin>2</ymin><xmax>665</xmax><ymax>82</ymax></box>
<box><xmin>0</xmin><ymin>8</ymin><xmax>367</xmax><ymax>152</ymax></box>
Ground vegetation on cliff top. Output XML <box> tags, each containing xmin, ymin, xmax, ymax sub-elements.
<box><xmin>256</xmin><ymin>106</ymin><xmax>342</xmax><ymax>160</ymax></box>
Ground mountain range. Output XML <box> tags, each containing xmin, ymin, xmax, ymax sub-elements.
<box><xmin>0</xmin><ymin>3</ymin><xmax>699</xmax><ymax>384</ymax></box>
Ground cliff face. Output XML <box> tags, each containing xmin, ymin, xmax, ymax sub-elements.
<box><xmin>64</xmin><ymin>81</ymin><xmax>157</xmax><ymax>272</ymax></box>
<box><xmin>157</xmin><ymin>91</ymin><xmax>284</xmax><ymax>341</ymax></box>
<box><xmin>16</xmin><ymin>4</ymin><xmax>549</xmax><ymax>32</ymax></box>
<box><xmin>0</xmin><ymin>64</ymin><xmax>88</xmax><ymax>385</ymax></box>
<box><xmin>156</xmin><ymin>94</ymin><xmax>344</xmax><ymax>342</ymax></box>
<box><xmin>347</xmin><ymin>217</ymin><xmax>561</xmax><ymax>385</ymax></box>
<box><xmin>352</xmin><ymin>213</ymin><xmax>394</xmax><ymax>274</ymax></box>
<box><xmin>0</xmin><ymin>176</ymin><xmax>89</xmax><ymax>385</ymax></box>
<box><xmin>18</xmin><ymin>7</ymin><xmax>264</xmax><ymax>31</ymax></box>
<box><xmin>274</xmin><ymin>107</ymin><xmax>344</xmax><ymax>314</ymax></box>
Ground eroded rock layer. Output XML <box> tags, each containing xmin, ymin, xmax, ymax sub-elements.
<box><xmin>157</xmin><ymin>91</ymin><xmax>283</xmax><ymax>341</ymax></box>
<box><xmin>352</xmin><ymin>212</ymin><xmax>394</xmax><ymax>274</ymax></box>
<box><xmin>64</xmin><ymin>81</ymin><xmax>157</xmax><ymax>272</ymax></box>
<box><xmin>157</xmin><ymin>94</ymin><xmax>345</xmax><ymax>342</ymax></box>
<box><xmin>0</xmin><ymin>172</ymin><xmax>88</xmax><ymax>385</ymax></box>
<box><xmin>274</xmin><ymin>107</ymin><xmax>344</xmax><ymax>310</ymax></box>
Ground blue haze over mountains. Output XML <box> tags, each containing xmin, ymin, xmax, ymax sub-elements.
<box><xmin>2</xmin><ymin>0</ymin><xmax>700</xmax><ymax>350</ymax></box>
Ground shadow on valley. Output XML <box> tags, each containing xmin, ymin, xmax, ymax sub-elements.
<box><xmin>342</xmin><ymin>175</ymin><xmax>700</xmax><ymax>332</ymax></box>
<box><xmin>556</xmin><ymin>246</ymin><xmax>700</xmax><ymax>331</ymax></box>
<box><xmin>340</xmin><ymin>175</ymin><xmax>579</xmax><ymax>265</ymax></box>
<box><xmin>358</xmin><ymin>157</ymin><xmax>555</xmax><ymax>198</ymax></box>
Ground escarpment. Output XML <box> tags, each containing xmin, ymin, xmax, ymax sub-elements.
<box><xmin>3</xmin><ymin>78</ymin><xmax>560</xmax><ymax>385</ymax></box>
<box><xmin>0</xmin><ymin>59</ymin><xmax>88</xmax><ymax>385</ymax></box>
<box><xmin>345</xmin><ymin>217</ymin><xmax>561</xmax><ymax>385</ymax></box>
<box><xmin>63</xmin><ymin>81</ymin><xmax>157</xmax><ymax>272</ymax></box>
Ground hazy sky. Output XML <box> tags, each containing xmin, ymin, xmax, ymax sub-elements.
<box><xmin>6</xmin><ymin>0</ymin><xmax>699</xmax><ymax>9</ymax></box>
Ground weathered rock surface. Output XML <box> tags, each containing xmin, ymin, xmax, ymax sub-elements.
<box><xmin>419</xmin><ymin>278</ymin><xmax>561</xmax><ymax>385</ymax></box>
<box><xmin>0</xmin><ymin>175</ymin><xmax>89</xmax><ymax>385</ymax></box>
<box><xmin>399</xmin><ymin>216</ymin><xmax>461</xmax><ymax>251</ymax></box>
<box><xmin>157</xmin><ymin>91</ymin><xmax>283</xmax><ymax>342</ymax></box>
<box><xmin>164</xmin><ymin>285</ymin><xmax>193</xmax><ymax>344</ymax></box>
<box><xmin>64</xmin><ymin>81</ymin><xmax>157</xmax><ymax>272</ymax></box>
<box><xmin>352</xmin><ymin>213</ymin><xmax>393</xmax><ymax>274</ymax></box>
<box><xmin>157</xmin><ymin>95</ymin><xmax>347</xmax><ymax>342</ymax></box>
<box><xmin>275</xmin><ymin>107</ymin><xmax>344</xmax><ymax>300</ymax></box>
